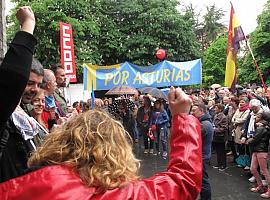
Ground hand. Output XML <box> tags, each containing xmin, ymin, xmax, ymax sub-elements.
<box><xmin>246</xmin><ymin>138</ymin><xmax>254</xmax><ymax>144</ymax></box>
<box><xmin>240</xmin><ymin>137</ymin><xmax>246</xmax><ymax>144</ymax></box>
<box><xmin>57</xmin><ymin>117</ymin><xmax>68</xmax><ymax>124</ymax></box>
<box><xmin>16</xmin><ymin>6</ymin><xmax>35</xmax><ymax>34</ymax></box>
<box><xmin>49</xmin><ymin>108</ymin><xmax>56</xmax><ymax>120</ymax></box>
<box><xmin>168</xmin><ymin>87</ymin><xmax>192</xmax><ymax>116</ymax></box>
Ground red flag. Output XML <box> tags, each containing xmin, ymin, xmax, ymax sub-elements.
<box><xmin>224</xmin><ymin>3</ymin><xmax>245</xmax><ymax>88</ymax></box>
<box><xmin>60</xmin><ymin>22</ymin><xmax>77</xmax><ymax>83</ymax></box>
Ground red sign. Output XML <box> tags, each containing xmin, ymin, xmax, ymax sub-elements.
<box><xmin>60</xmin><ymin>22</ymin><xmax>77</xmax><ymax>82</ymax></box>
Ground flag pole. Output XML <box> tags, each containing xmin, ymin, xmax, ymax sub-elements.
<box><xmin>230</xmin><ymin>1</ymin><xmax>267</xmax><ymax>91</ymax></box>
<box><xmin>243</xmin><ymin>36</ymin><xmax>267</xmax><ymax>91</ymax></box>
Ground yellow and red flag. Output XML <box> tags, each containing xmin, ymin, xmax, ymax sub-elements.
<box><xmin>224</xmin><ymin>3</ymin><xmax>245</xmax><ymax>88</ymax></box>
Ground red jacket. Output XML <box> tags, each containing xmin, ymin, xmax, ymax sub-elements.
<box><xmin>0</xmin><ymin>114</ymin><xmax>202</xmax><ymax>200</ymax></box>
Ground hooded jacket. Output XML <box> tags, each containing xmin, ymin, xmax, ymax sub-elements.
<box><xmin>0</xmin><ymin>114</ymin><xmax>202</xmax><ymax>200</ymax></box>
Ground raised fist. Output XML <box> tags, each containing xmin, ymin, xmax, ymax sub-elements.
<box><xmin>16</xmin><ymin>6</ymin><xmax>35</xmax><ymax>34</ymax></box>
<box><xmin>168</xmin><ymin>87</ymin><xmax>192</xmax><ymax>116</ymax></box>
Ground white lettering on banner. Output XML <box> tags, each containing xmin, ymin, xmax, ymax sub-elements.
<box><xmin>64</xmin><ymin>50</ymin><xmax>72</xmax><ymax>62</ymax></box>
<box><xmin>62</xmin><ymin>25</ymin><xmax>70</xmax><ymax>37</ymax></box>
<box><xmin>66</xmin><ymin>74</ymin><xmax>76</xmax><ymax>78</ymax></box>
<box><xmin>63</xmin><ymin>37</ymin><xmax>71</xmax><ymax>49</ymax></box>
<box><xmin>64</xmin><ymin>62</ymin><xmax>73</xmax><ymax>73</ymax></box>
<box><xmin>62</xmin><ymin>25</ymin><xmax>73</xmax><ymax>72</ymax></box>
<box><xmin>60</xmin><ymin>22</ymin><xmax>77</xmax><ymax>82</ymax></box>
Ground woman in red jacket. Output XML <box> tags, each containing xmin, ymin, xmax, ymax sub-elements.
<box><xmin>0</xmin><ymin>87</ymin><xmax>202</xmax><ymax>200</ymax></box>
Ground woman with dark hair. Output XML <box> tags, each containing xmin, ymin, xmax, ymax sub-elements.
<box><xmin>72</xmin><ymin>101</ymin><xmax>81</xmax><ymax>114</ymax></box>
<box><xmin>137</xmin><ymin>96</ymin><xmax>153</xmax><ymax>153</ymax></box>
<box><xmin>213</xmin><ymin>103</ymin><xmax>228</xmax><ymax>171</ymax></box>
<box><xmin>227</xmin><ymin>96</ymin><xmax>240</xmax><ymax>161</ymax></box>
<box><xmin>150</xmin><ymin>100</ymin><xmax>169</xmax><ymax>158</ymax></box>
<box><xmin>31</xmin><ymin>89</ymin><xmax>48</xmax><ymax>131</ymax></box>
<box><xmin>118</xmin><ymin>101</ymin><xmax>134</xmax><ymax>138</ymax></box>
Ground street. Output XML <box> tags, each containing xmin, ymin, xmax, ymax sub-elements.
<box><xmin>135</xmin><ymin>142</ymin><xmax>262</xmax><ymax>200</ymax></box>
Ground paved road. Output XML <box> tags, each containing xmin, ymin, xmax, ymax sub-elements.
<box><xmin>134</xmin><ymin>143</ymin><xmax>262</xmax><ymax>200</ymax></box>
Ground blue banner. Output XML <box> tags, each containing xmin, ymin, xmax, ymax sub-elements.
<box><xmin>83</xmin><ymin>59</ymin><xmax>202</xmax><ymax>91</ymax></box>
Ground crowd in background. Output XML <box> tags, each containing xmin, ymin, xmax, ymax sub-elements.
<box><xmin>0</xmin><ymin>8</ymin><xmax>202</xmax><ymax>199</ymax></box>
<box><xmin>2</xmin><ymin>6</ymin><xmax>270</xmax><ymax>200</ymax></box>
<box><xmin>9</xmin><ymin>55</ymin><xmax>270</xmax><ymax>199</ymax></box>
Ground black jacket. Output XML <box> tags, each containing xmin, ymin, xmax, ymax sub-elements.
<box><xmin>0</xmin><ymin>31</ymin><xmax>37</xmax><ymax>183</ymax></box>
<box><xmin>136</xmin><ymin>106</ymin><xmax>152</xmax><ymax>130</ymax></box>
<box><xmin>250</xmin><ymin>122</ymin><xmax>270</xmax><ymax>152</ymax></box>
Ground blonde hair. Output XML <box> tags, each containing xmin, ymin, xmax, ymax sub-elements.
<box><xmin>28</xmin><ymin>110</ymin><xmax>140</xmax><ymax>191</ymax></box>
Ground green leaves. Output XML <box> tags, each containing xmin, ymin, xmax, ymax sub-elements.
<box><xmin>202</xmin><ymin>35</ymin><xmax>227</xmax><ymax>87</ymax></box>
<box><xmin>240</xmin><ymin>0</ymin><xmax>270</xmax><ymax>85</ymax></box>
<box><xmin>8</xmin><ymin>0</ymin><xmax>200</xmax><ymax>82</ymax></box>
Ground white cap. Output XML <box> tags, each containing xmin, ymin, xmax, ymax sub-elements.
<box><xmin>249</xmin><ymin>99</ymin><xmax>261</xmax><ymax>107</ymax></box>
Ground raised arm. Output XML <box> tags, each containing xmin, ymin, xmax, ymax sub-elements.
<box><xmin>130</xmin><ymin>87</ymin><xmax>202</xmax><ymax>200</ymax></box>
<box><xmin>0</xmin><ymin>6</ymin><xmax>37</xmax><ymax>129</ymax></box>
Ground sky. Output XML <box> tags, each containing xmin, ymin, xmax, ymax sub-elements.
<box><xmin>179</xmin><ymin>0</ymin><xmax>267</xmax><ymax>34</ymax></box>
<box><xmin>5</xmin><ymin>0</ymin><xmax>267</xmax><ymax>34</ymax></box>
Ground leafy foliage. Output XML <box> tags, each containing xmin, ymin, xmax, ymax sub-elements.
<box><xmin>240</xmin><ymin>0</ymin><xmax>270</xmax><ymax>85</ymax></box>
<box><xmin>202</xmin><ymin>34</ymin><xmax>227</xmax><ymax>86</ymax></box>
<box><xmin>195</xmin><ymin>5</ymin><xmax>226</xmax><ymax>52</ymax></box>
<box><xmin>8</xmin><ymin>0</ymin><xmax>200</xmax><ymax>82</ymax></box>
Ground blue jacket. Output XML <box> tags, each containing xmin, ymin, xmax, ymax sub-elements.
<box><xmin>150</xmin><ymin>110</ymin><xmax>169</xmax><ymax>128</ymax></box>
<box><xmin>199</xmin><ymin>113</ymin><xmax>214</xmax><ymax>160</ymax></box>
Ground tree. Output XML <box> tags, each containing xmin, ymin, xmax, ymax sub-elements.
<box><xmin>196</xmin><ymin>4</ymin><xmax>226</xmax><ymax>52</ymax></box>
<box><xmin>202</xmin><ymin>34</ymin><xmax>227</xmax><ymax>86</ymax></box>
<box><xmin>239</xmin><ymin>0</ymin><xmax>270</xmax><ymax>85</ymax></box>
<box><xmin>8</xmin><ymin>0</ymin><xmax>200</xmax><ymax>82</ymax></box>
<box><xmin>8</xmin><ymin>0</ymin><xmax>102</xmax><ymax>82</ymax></box>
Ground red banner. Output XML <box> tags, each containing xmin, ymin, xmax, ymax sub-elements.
<box><xmin>60</xmin><ymin>22</ymin><xmax>77</xmax><ymax>82</ymax></box>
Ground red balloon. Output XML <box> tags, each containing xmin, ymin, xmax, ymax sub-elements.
<box><xmin>156</xmin><ymin>49</ymin><xmax>166</xmax><ymax>60</ymax></box>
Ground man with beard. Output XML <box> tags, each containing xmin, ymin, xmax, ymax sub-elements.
<box><xmin>0</xmin><ymin>6</ymin><xmax>39</xmax><ymax>182</ymax></box>
<box><xmin>52</xmin><ymin>66</ymin><xmax>68</xmax><ymax>116</ymax></box>
<box><xmin>20</xmin><ymin>58</ymin><xmax>44</xmax><ymax>114</ymax></box>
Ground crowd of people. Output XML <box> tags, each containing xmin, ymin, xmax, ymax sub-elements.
<box><xmin>1</xmin><ymin>6</ymin><xmax>270</xmax><ymax>200</ymax></box>
<box><xmin>0</xmin><ymin>6</ymin><xmax>202</xmax><ymax>200</ymax></box>
<box><xmin>189</xmin><ymin>86</ymin><xmax>270</xmax><ymax>199</ymax></box>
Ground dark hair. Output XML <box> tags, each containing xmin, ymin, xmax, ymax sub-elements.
<box><xmin>73</xmin><ymin>101</ymin><xmax>79</xmax><ymax>108</ymax></box>
<box><xmin>154</xmin><ymin>99</ymin><xmax>162</xmax><ymax>104</ymax></box>
<box><xmin>0</xmin><ymin>57</ymin><xmax>44</xmax><ymax>77</ymax></box>
<box><xmin>231</xmin><ymin>96</ymin><xmax>240</xmax><ymax>106</ymax></box>
<box><xmin>31</xmin><ymin>58</ymin><xmax>44</xmax><ymax>76</ymax></box>
<box><xmin>215</xmin><ymin>103</ymin><xmax>224</xmax><ymax>111</ymax></box>
<box><xmin>51</xmin><ymin>64</ymin><xmax>64</xmax><ymax>75</ymax></box>
<box><xmin>82</xmin><ymin>102</ymin><xmax>90</xmax><ymax>111</ymax></box>
<box><xmin>193</xmin><ymin>103</ymin><xmax>207</xmax><ymax>113</ymax></box>
<box><xmin>143</xmin><ymin>96</ymin><xmax>151</xmax><ymax>107</ymax></box>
